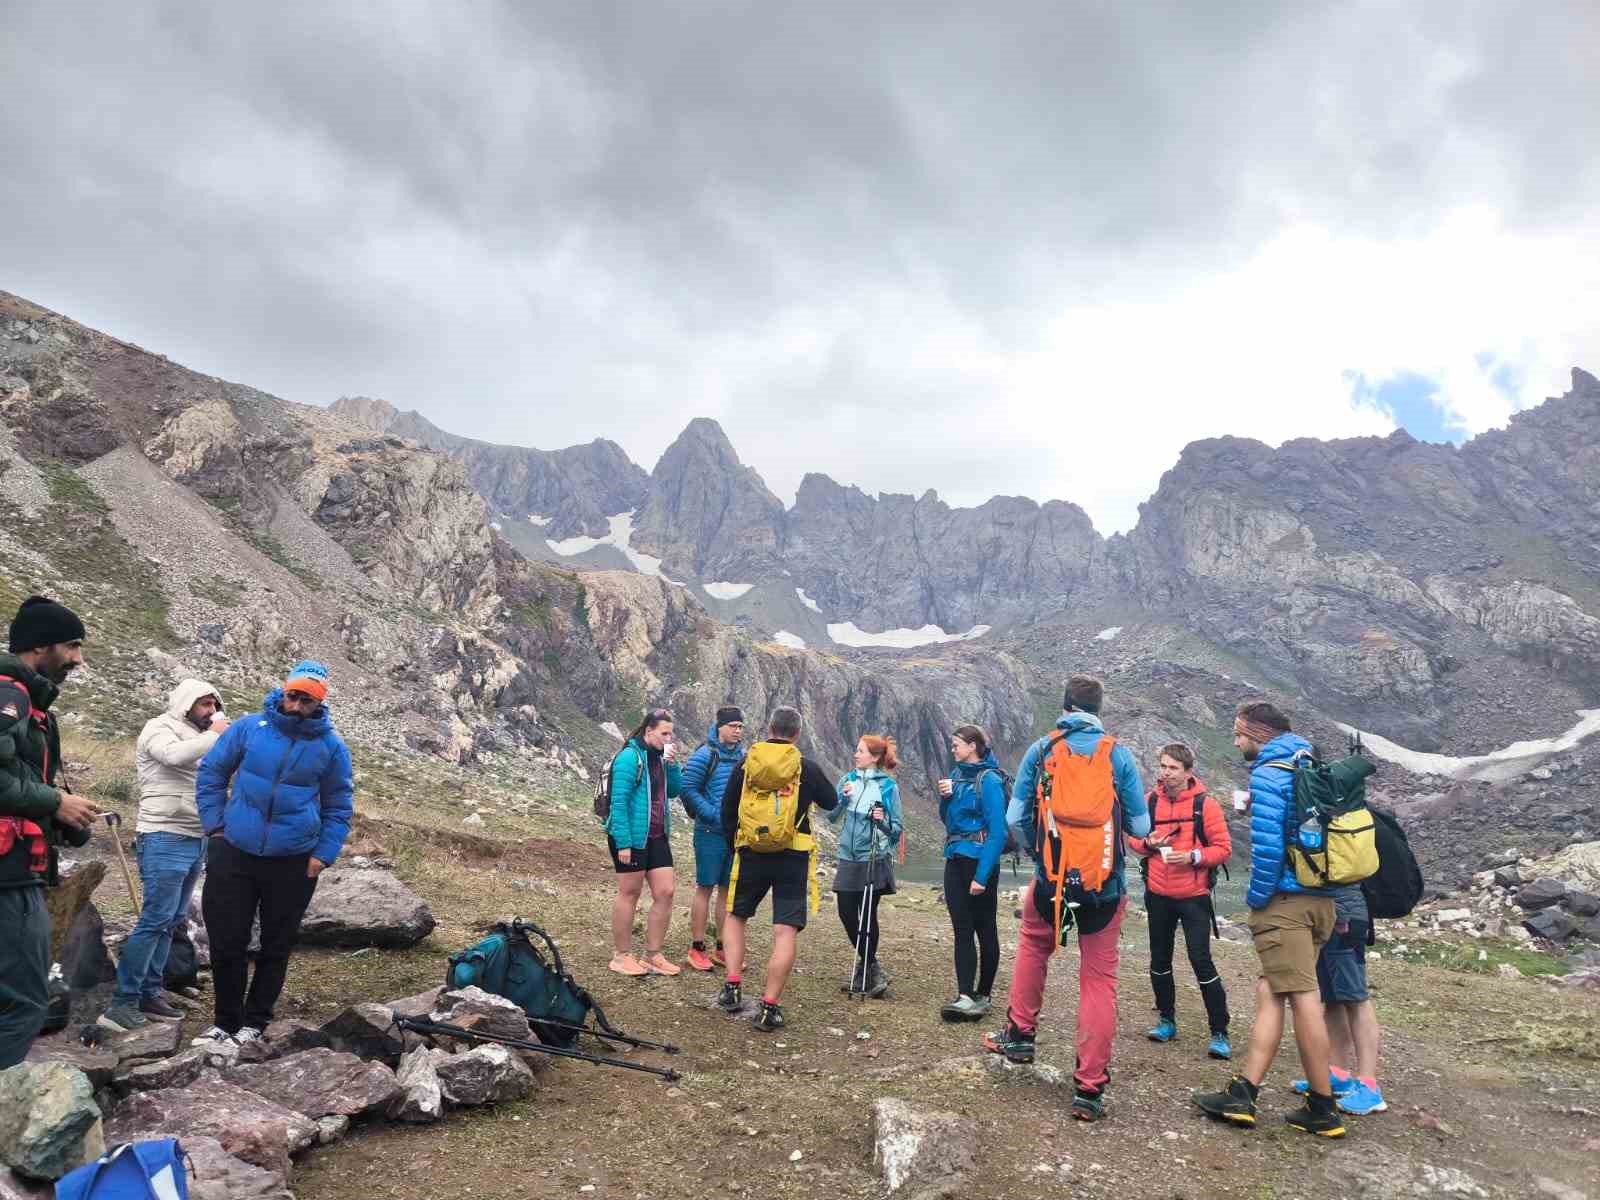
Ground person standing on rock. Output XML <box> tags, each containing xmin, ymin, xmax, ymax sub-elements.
<box><xmin>937</xmin><ymin>724</ymin><xmax>1009</xmax><ymax>1022</ymax></box>
<box><xmin>97</xmin><ymin>679</ymin><xmax>230</xmax><ymax>1034</ymax></box>
<box><xmin>1128</xmin><ymin>742</ymin><xmax>1233</xmax><ymax>1059</ymax></box>
<box><xmin>1194</xmin><ymin>702</ymin><xmax>1344</xmax><ymax>1137</ymax></box>
<box><xmin>604</xmin><ymin>708</ymin><xmax>684</xmax><ymax>977</ymax></box>
<box><xmin>679</xmin><ymin>706</ymin><xmax>746</xmax><ymax>972</ymax></box>
<box><xmin>0</xmin><ymin>597</ymin><xmax>98</xmax><ymax>1069</ymax></box>
<box><xmin>829</xmin><ymin>733</ymin><xmax>904</xmax><ymax>998</ymax></box>
<box><xmin>717</xmin><ymin>705</ymin><xmax>838</xmax><ymax>1032</ymax></box>
<box><xmin>981</xmin><ymin>674</ymin><xmax>1149</xmax><ymax>1122</ymax></box>
<box><xmin>194</xmin><ymin>660</ymin><xmax>353</xmax><ymax>1047</ymax></box>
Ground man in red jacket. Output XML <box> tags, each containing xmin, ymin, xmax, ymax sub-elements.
<box><xmin>1129</xmin><ymin>743</ymin><xmax>1233</xmax><ymax>1060</ymax></box>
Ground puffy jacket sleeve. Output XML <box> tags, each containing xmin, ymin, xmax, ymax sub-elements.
<box><xmin>1112</xmin><ymin>745</ymin><xmax>1151</xmax><ymax>839</ymax></box>
<box><xmin>1245</xmin><ymin>765</ymin><xmax>1289</xmax><ymax>909</ymax></box>
<box><xmin>664</xmin><ymin>759</ymin><xmax>682</xmax><ymax>800</ymax></box>
<box><xmin>878</xmin><ymin>777</ymin><xmax>904</xmax><ymax>842</ymax></box>
<box><xmin>0</xmin><ymin>715</ymin><xmax>61</xmax><ymax>822</ymax></box>
<box><xmin>1196</xmin><ymin>794</ymin><xmax>1232</xmax><ymax>868</ymax></box>
<box><xmin>680</xmin><ymin>746</ymin><xmax>715</xmax><ymax>823</ymax></box>
<box><xmin>196</xmin><ymin>719</ymin><xmax>248</xmax><ymax>836</ymax></box>
<box><xmin>313</xmin><ymin>739</ymin><xmax>355</xmax><ymax>865</ymax></box>
<box><xmin>827</xmin><ymin>771</ymin><xmax>855</xmax><ymax>825</ymax></box>
<box><xmin>1007</xmin><ymin>738</ymin><xmax>1044</xmax><ymax>861</ymax></box>
<box><xmin>142</xmin><ymin>723</ymin><xmax>220</xmax><ymax>769</ymax></box>
<box><xmin>1126</xmin><ymin>790</ymin><xmax>1156</xmax><ymax>858</ymax></box>
<box><xmin>974</xmin><ymin>770</ymin><xmax>1008</xmax><ymax>883</ymax></box>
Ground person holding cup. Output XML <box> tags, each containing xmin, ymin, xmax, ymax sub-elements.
<box><xmin>1128</xmin><ymin>742</ymin><xmax>1233</xmax><ymax>1059</ymax></box>
<box><xmin>604</xmin><ymin>708</ymin><xmax>683</xmax><ymax>977</ymax></box>
<box><xmin>828</xmin><ymin>735</ymin><xmax>903</xmax><ymax>998</ymax></box>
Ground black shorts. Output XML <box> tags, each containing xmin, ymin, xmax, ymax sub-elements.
<box><xmin>730</xmin><ymin>849</ymin><xmax>810</xmax><ymax>930</ymax></box>
<box><xmin>608</xmin><ymin>834</ymin><xmax>672</xmax><ymax>874</ymax></box>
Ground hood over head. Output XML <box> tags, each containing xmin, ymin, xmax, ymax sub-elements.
<box><xmin>167</xmin><ymin>678</ymin><xmax>222</xmax><ymax>723</ymax></box>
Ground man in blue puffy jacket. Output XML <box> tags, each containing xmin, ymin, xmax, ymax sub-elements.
<box><xmin>1194</xmin><ymin>701</ymin><xmax>1343</xmax><ymax>1138</ymax></box>
<box><xmin>193</xmin><ymin>661</ymin><xmax>353</xmax><ymax>1046</ymax></box>
<box><xmin>679</xmin><ymin>706</ymin><xmax>746</xmax><ymax>971</ymax></box>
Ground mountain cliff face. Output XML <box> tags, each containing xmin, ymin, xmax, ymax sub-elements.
<box><xmin>329</xmin><ymin>395</ymin><xmax>647</xmax><ymax>540</ymax></box>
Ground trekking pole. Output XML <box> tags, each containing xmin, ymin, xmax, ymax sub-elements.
<box><xmin>103</xmin><ymin>812</ymin><xmax>140</xmax><ymax>917</ymax></box>
<box><xmin>394</xmin><ymin>1015</ymin><xmax>682</xmax><ymax>1082</ymax></box>
<box><xmin>852</xmin><ymin>805</ymin><xmax>880</xmax><ymax>998</ymax></box>
<box><xmin>532</xmin><ymin>1018</ymin><xmax>679</xmax><ymax>1055</ymax></box>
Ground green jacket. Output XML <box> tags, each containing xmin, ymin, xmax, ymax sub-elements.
<box><xmin>0</xmin><ymin>652</ymin><xmax>88</xmax><ymax>888</ymax></box>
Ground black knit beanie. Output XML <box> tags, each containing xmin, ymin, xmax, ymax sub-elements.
<box><xmin>8</xmin><ymin>596</ymin><xmax>86</xmax><ymax>653</ymax></box>
<box><xmin>1063</xmin><ymin>674</ymin><xmax>1104</xmax><ymax>714</ymax></box>
<box><xmin>715</xmin><ymin>706</ymin><xmax>745</xmax><ymax>730</ymax></box>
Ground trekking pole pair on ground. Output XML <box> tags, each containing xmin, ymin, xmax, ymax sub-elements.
<box><xmin>393</xmin><ymin>1015</ymin><xmax>682</xmax><ymax>1081</ymax></box>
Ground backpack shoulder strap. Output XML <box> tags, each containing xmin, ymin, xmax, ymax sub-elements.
<box><xmin>1192</xmin><ymin>792</ymin><xmax>1209</xmax><ymax>846</ymax></box>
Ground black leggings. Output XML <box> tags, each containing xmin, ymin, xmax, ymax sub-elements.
<box><xmin>836</xmin><ymin>890</ymin><xmax>883</xmax><ymax>965</ymax></box>
<box><xmin>944</xmin><ymin>856</ymin><xmax>1000</xmax><ymax>999</ymax></box>
<box><xmin>1146</xmin><ymin>890</ymin><xmax>1229</xmax><ymax>1034</ymax></box>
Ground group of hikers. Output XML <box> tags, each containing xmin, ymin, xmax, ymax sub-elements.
<box><xmin>4</xmin><ymin>590</ymin><xmax>1385</xmax><ymax>1143</ymax></box>
<box><xmin>600</xmin><ymin>677</ymin><xmax>1390</xmax><ymax>1136</ymax></box>
<box><xmin>1</xmin><ymin>595</ymin><xmax>354</xmax><ymax>1065</ymax></box>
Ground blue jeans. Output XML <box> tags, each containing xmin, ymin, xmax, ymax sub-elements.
<box><xmin>113</xmin><ymin>832</ymin><xmax>204</xmax><ymax>1006</ymax></box>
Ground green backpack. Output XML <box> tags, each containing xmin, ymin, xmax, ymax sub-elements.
<box><xmin>1270</xmin><ymin>748</ymin><xmax>1379</xmax><ymax>888</ymax></box>
<box><xmin>446</xmin><ymin>919</ymin><xmax>595</xmax><ymax>1047</ymax></box>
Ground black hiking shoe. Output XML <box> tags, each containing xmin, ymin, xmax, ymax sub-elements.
<box><xmin>1071</xmin><ymin>1088</ymin><xmax>1106</xmax><ymax>1122</ymax></box>
<box><xmin>1193</xmin><ymin>1075</ymin><xmax>1259</xmax><ymax>1127</ymax></box>
<box><xmin>715</xmin><ymin>981</ymin><xmax>742</xmax><ymax>1013</ymax></box>
<box><xmin>865</xmin><ymin>960</ymin><xmax>889</xmax><ymax>999</ymax></box>
<box><xmin>982</xmin><ymin>1022</ymin><xmax>1035</xmax><ymax>1064</ymax></box>
<box><xmin>753</xmin><ymin>1001</ymin><xmax>784</xmax><ymax>1032</ymax></box>
<box><xmin>1285</xmin><ymin>1094</ymin><xmax>1347</xmax><ymax>1138</ymax></box>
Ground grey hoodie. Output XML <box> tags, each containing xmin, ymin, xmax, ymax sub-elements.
<box><xmin>135</xmin><ymin>679</ymin><xmax>224</xmax><ymax>837</ymax></box>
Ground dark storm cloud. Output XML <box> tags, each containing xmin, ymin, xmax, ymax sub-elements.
<box><xmin>2</xmin><ymin>1</ymin><xmax>1596</xmax><ymax>530</ymax></box>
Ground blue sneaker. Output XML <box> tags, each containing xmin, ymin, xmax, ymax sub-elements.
<box><xmin>1336</xmin><ymin>1081</ymin><xmax>1387</xmax><ymax>1115</ymax></box>
<box><xmin>1207</xmin><ymin>1033</ymin><xmax>1232</xmax><ymax>1060</ymax></box>
<box><xmin>1292</xmin><ymin>1072</ymin><xmax>1355</xmax><ymax>1096</ymax></box>
<box><xmin>1147</xmin><ymin>1019</ymin><xmax>1178</xmax><ymax>1043</ymax></box>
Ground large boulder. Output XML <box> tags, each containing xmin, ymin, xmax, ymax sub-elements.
<box><xmin>1518</xmin><ymin>878</ymin><xmax>1569</xmax><ymax>910</ymax></box>
<box><xmin>260</xmin><ymin>1019</ymin><xmax>333</xmax><ymax>1057</ymax></box>
<box><xmin>0</xmin><ymin>1168</ymin><xmax>50</xmax><ymax>1200</ymax></box>
<box><xmin>0</xmin><ymin>1063</ymin><xmax>104</xmax><ymax>1182</ymax></box>
<box><xmin>228</xmin><ymin>1049</ymin><xmax>401</xmax><ymax>1119</ymax></box>
<box><xmin>434</xmin><ymin>1045</ymin><xmax>536</xmax><ymax>1107</ymax></box>
<box><xmin>1561</xmin><ymin>889</ymin><xmax>1600</xmax><ymax>917</ymax></box>
<box><xmin>22</xmin><ymin>1037</ymin><xmax>118</xmax><ymax>1091</ymax></box>
<box><xmin>112</xmin><ymin>1048</ymin><xmax>209</xmax><ymax>1094</ymax></box>
<box><xmin>384</xmin><ymin>986</ymin><xmax>445</xmax><ymax>1020</ymax></box>
<box><xmin>872</xmin><ymin>1098</ymin><xmax>977</xmax><ymax>1198</ymax></box>
<box><xmin>105</xmin><ymin>1076</ymin><xmax>317</xmax><ymax>1179</ymax></box>
<box><xmin>184</xmin><ymin>1135</ymin><xmax>293</xmax><ymax>1200</ymax></box>
<box><xmin>1524</xmin><ymin>908</ymin><xmax>1576</xmax><ymax>942</ymax></box>
<box><xmin>55</xmin><ymin>903</ymin><xmax>115</xmax><ymax>992</ymax></box>
<box><xmin>99</xmin><ymin>1020</ymin><xmax>183</xmax><ymax>1067</ymax></box>
<box><xmin>320</xmin><ymin>1004</ymin><xmax>403</xmax><ymax>1064</ymax></box>
<box><xmin>388</xmin><ymin>1047</ymin><xmax>445</xmax><ymax>1124</ymax></box>
<box><xmin>296</xmin><ymin>868</ymin><xmax>436</xmax><ymax>948</ymax></box>
<box><xmin>430</xmin><ymin>987</ymin><xmax>531</xmax><ymax>1042</ymax></box>
<box><xmin>45</xmin><ymin>861</ymin><xmax>105</xmax><ymax>966</ymax></box>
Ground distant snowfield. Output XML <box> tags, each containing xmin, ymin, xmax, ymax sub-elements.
<box><xmin>795</xmin><ymin>587</ymin><xmax>822</xmax><ymax>613</ymax></box>
<box><xmin>1096</xmin><ymin>626</ymin><xmax>1122</xmax><ymax>641</ymax></box>
<box><xmin>704</xmin><ymin>581</ymin><xmax>755</xmax><ymax>600</ymax></box>
<box><xmin>545</xmin><ymin>512</ymin><xmax>683</xmax><ymax>585</ymax></box>
<box><xmin>826</xmin><ymin>622</ymin><xmax>993</xmax><ymax>649</ymax></box>
<box><xmin>772</xmin><ymin>630</ymin><xmax>807</xmax><ymax>649</ymax></box>
<box><xmin>526</xmin><ymin>514</ymin><xmax>551</xmax><ymax>527</ymax></box>
<box><xmin>1342</xmin><ymin>709</ymin><xmax>1600</xmax><ymax>784</ymax></box>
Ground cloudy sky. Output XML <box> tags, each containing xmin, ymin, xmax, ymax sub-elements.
<box><xmin>5</xmin><ymin>2</ymin><xmax>1597</xmax><ymax>533</ymax></box>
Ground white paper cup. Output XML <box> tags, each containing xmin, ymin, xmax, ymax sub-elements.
<box><xmin>1232</xmin><ymin>789</ymin><xmax>1249</xmax><ymax>812</ymax></box>
<box><xmin>1159</xmin><ymin>846</ymin><xmax>1175</xmax><ymax>864</ymax></box>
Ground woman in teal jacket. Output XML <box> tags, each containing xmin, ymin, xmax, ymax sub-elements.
<box><xmin>829</xmin><ymin>734</ymin><xmax>903</xmax><ymax>998</ymax></box>
<box><xmin>605</xmin><ymin>709</ymin><xmax>683</xmax><ymax>977</ymax></box>
<box><xmin>937</xmin><ymin>724</ymin><xmax>1010</xmax><ymax>1021</ymax></box>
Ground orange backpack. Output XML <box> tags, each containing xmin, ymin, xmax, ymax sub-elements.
<box><xmin>1035</xmin><ymin>732</ymin><xmax>1120</xmax><ymax>935</ymax></box>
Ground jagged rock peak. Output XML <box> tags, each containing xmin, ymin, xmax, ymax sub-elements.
<box><xmin>330</xmin><ymin>395</ymin><xmax>401</xmax><ymax>431</ymax></box>
<box><xmin>652</xmin><ymin>417</ymin><xmax>748</xmax><ymax>474</ymax></box>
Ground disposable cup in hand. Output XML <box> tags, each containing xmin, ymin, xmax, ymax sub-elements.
<box><xmin>1232</xmin><ymin>789</ymin><xmax>1249</xmax><ymax>812</ymax></box>
<box><xmin>1159</xmin><ymin>846</ymin><xmax>1175</xmax><ymax>864</ymax></box>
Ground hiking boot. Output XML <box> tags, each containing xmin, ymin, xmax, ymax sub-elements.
<box><xmin>715</xmin><ymin>981</ymin><xmax>742</xmax><ymax>1013</ymax></box>
<box><xmin>1292</xmin><ymin>1071</ymin><xmax>1355</xmax><ymax>1096</ymax></box>
<box><xmin>609</xmin><ymin>953</ymin><xmax>649</xmax><ymax>977</ymax></box>
<box><xmin>1336</xmin><ymin>1080</ymin><xmax>1387</xmax><ymax>1115</ymax></box>
<box><xmin>1285</xmin><ymin>1094</ymin><xmax>1347</xmax><ymax>1138</ymax></box>
<box><xmin>865</xmin><ymin>960</ymin><xmax>889</xmax><ymax>999</ymax></box>
<box><xmin>1071</xmin><ymin>1089</ymin><xmax>1106</xmax><ymax>1122</ymax></box>
<box><xmin>235</xmin><ymin>1026</ymin><xmax>265</xmax><ymax>1044</ymax></box>
<box><xmin>1147</xmin><ymin>1018</ymin><xmax>1178</xmax><ymax>1043</ymax></box>
<box><xmin>685</xmin><ymin>945</ymin><xmax>714</xmax><ymax>972</ymax></box>
<box><xmin>753</xmin><ymin>1002</ymin><xmax>785</xmax><ymax>1033</ymax></box>
<box><xmin>1207</xmin><ymin>1033</ymin><xmax>1232</xmax><ymax>1061</ymax></box>
<box><xmin>191</xmin><ymin>1025</ymin><xmax>238</xmax><ymax>1047</ymax></box>
<box><xmin>97</xmin><ymin>1004</ymin><xmax>148</xmax><ymax>1034</ymax></box>
<box><xmin>842</xmin><ymin>961</ymin><xmax>871</xmax><ymax>994</ymax></box>
<box><xmin>1193</xmin><ymin>1075</ymin><xmax>1259</xmax><ymax>1127</ymax></box>
<box><xmin>941</xmin><ymin>995</ymin><xmax>979</xmax><ymax>1022</ymax></box>
<box><xmin>140</xmin><ymin>996</ymin><xmax>184</xmax><ymax>1020</ymax></box>
<box><xmin>982</xmin><ymin>1022</ymin><xmax>1035</xmax><ymax>1064</ymax></box>
<box><xmin>644</xmin><ymin>952</ymin><xmax>681</xmax><ymax>976</ymax></box>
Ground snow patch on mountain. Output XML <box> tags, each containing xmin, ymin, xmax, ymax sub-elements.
<box><xmin>526</xmin><ymin>513</ymin><xmax>551</xmax><ymax>527</ymax></box>
<box><xmin>546</xmin><ymin>512</ymin><xmax>683</xmax><ymax>584</ymax></box>
<box><xmin>796</xmin><ymin>588</ymin><xmax>822</xmax><ymax>613</ymax></box>
<box><xmin>772</xmin><ymin>630</ymin><xmax>807</xmax><ymax>649</ymax></box>
<box><xmin>1341</xmin><ymin>709</ymin><xmax>1600</xmax><ymax>784</ymax></box>
<box><xmin>704</xmin><ymin>581</ymin><xmax>755</xmax><ymax>600</ymax></box>
<box><xmin>826</xmin><ymin>622</ymin><xmax>992</xmax><ymax>649</ymax></box>
<box><xmin>1096</xmin><ymin>626</ymin><xmax>1122</xmax><ymax>641</ymax></box>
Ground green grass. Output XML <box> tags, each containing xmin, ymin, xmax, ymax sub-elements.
<box><xmin>1384</xmin><ymin>936</ymin><xmax>1572</xmax><ymax>978</ymax></box>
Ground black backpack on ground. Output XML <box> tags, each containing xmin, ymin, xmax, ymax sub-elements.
<box><xmin>163</xmin><ymin>922</ymin><xmax>200</xmax><ymax>990</ymax></box>
<box><xmin>1361</xmin><ymin>805</ymin><xmax>1424</xmax><ymax>920</ymax></box>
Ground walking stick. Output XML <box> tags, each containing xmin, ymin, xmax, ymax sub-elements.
<box><xmin>851</xmin><ymin>802</ymin><xmax>881</xmax><ymax>998</ymax></box>
<box><xmin>104</xmin><ymin>812</ymin><xmax>140</xmax><ymax>917</ymax></box>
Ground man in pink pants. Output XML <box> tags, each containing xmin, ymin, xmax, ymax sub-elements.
<box><xmin>982</xmin><ymin>675</ymin><xmax>1150</xmax><ymax>1121</ymax></box>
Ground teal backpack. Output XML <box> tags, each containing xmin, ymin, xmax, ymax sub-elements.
<box><xmin>446</xmin><ymin>919</ymin><xmax>597</xmax><ymax>1047</ymax></box>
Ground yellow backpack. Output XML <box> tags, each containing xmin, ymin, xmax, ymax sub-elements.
<box><xmin>735</xmin><ymin>742</ymin><xmax>806</xmax><ymax>852</ymax></box>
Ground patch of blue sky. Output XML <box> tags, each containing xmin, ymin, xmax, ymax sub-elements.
<box><xmin>1346</xmin><ymin>370</ymin><xmax>1464</xmax><ymax>445</ymax></box>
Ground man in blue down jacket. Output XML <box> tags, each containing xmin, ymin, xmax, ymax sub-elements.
<box><xmin>194</xmin><ymin>661</ymin><xmax>353</xmax><ymax>1046</ymax></box>
<box><xmin>679</xmin><ymin>706</ymin><xmax>746</xmax><ymax>971</ymax></box>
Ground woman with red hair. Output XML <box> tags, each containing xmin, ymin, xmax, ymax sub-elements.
<box><xmin>828</xmin><ymin>734</ymin><xmax>904</xmax><ymax>998</ymax></box>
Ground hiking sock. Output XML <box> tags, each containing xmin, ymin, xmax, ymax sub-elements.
<box><xmin>762</xmin><ymin>995</ymin><xmax>778</xmax><ymax>1006</ymax></box>
<box><xmin>1307</xmin><ymin>1090</ymin><xmax>1336</xmax><ymax>1115</ymax></box>
<box><xmin>692</xmin><ymin>940</ymin><xmax>706</xmax><ymax>951</ymax></box>
<box><xmin>1329</xmin><ymin>1065</ymin><xmax>1352</xmax><ymax>1085</ymax></box>
<box><xmin>1357</xmin><ymin>1076</ymin><xmax>1377</xmax><ymax>1090</ymax></box>
<box><xmin>725</xmin><ymin>975</ymin><xmax>741</xmax><ymax>985</ymax></box>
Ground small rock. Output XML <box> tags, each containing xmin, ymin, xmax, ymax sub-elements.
<box><xmin>1524</xmin><ymin>909</ymin><xmax>1575</xmax><ymax>943</ymax></box>
<box><xmin>434</xmin><ymin>1045</ymin><xmax>536</xmax><ymax>1107</ymax></box>
<box><xmin>388</xmin><ymin>1048</ymin><xmax>445</xmax><ymax>1124</ymax></box>
<box><xmin>260</xmin><ymin>1019</ymin><xmax>332</xmax><ymax>1056</ymax></box>
<box><xmin>1492</xmin><ymin>865</ymin><xmax>1522</xmax><ymax>889</ymax></box>
<box><xmin>319</xmin><ymin>1003</ymin><xmax>403</xmax><ymax>1064</ymax></box>
<box><xmin>114</xmin><ymin>1047</ymin><xmax>209</xmax><ymax>1093</ymax></box>
<box><xmin>1561</xmin><ymin>889</ymin><xmax>1600</xmax><ymax>918</ymax></box>
<box><xmin>462</xmin><ymin>813</ymin><xmax>485</xmax><ymax>828</ymax></box>
<box><xmin>183</xmin><ymin>1134</ymin><xmax>294</xmax><ymax>1200</ymax></box>
<box><xmin>789</xmin><ymin>1149</ymin><xmax>803</xmax><ymax>1162</ymax></box>
<box><xmin>873</xmin><ymin>1098</ymin><xmax>978</xmax><ymax>1195</ymax></box>
<box><xmin>314</xmin><ymin>1115</ymin><xmax>349</xmax><ymax>1146</ymax></box>
<box><xmin>1496</xmin><ymin>962</ymin><xmax>1521</xmax><ymax>980</ymax></box>
<box><xmin>228</xmin><ymin>1049</ymin><xmax>401</xmax><ymax>1119</ymax></box>
<box><xmin>22</xmin><ymin>1038</ymin><xmax>118</xmax><ymax>1091</ymax></box>
<box><xmin>1434</xmin><ymin>908</ymin><xmax>1472</xmax><ymax>923</ymax></box>
<box><xmin>431</xmin><ymin>988</ymin><xmax>531</xmax><ymax>1044</ymax></box>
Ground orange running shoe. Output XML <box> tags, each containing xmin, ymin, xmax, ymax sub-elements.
<box><xmin>608</xmin><ymin>953</ymin><xmax>649</xmax><ymax>977</ymax></box>
<box><xmin>686</xmin><ymin>946</ymin><xmax>714</xmax><ymax>972</ymax></box>
<box><xmin>645</xmin><ymin>952</ymin><xmax>682</xmax><ymax>976</ymax></box>
<box><xmin>710</xmin><ymin>946</ymin><xmax>727</xmax><ymax>968</ymax></box>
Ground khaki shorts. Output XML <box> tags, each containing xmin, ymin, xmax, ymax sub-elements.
<box><xmin>1248</xmin><ymin>893</ymin><xmax>1336</xmax><ymax>995</ymax></box>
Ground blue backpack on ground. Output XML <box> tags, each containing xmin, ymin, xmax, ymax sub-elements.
<box><xmin>55</xmin><ymin>1139</ymin><xmax>188</xmax><ymax>1200</ymax></box>
<box><xmin>445</xmin><ymin>919</ymin><xmax>596</xmax><ymax>1047</ymax></box>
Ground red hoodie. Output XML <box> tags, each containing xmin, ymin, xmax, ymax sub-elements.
<box><xmin>1127</xmin><ymin>777</ymin><xmax>1231</xmax><ymax>901</ymax></box>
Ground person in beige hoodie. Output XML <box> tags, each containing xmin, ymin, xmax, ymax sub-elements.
<box><xmin>98</xmin><ymin>679</ymin><xmax>229</xmax><ymax>1032</ymax></box>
